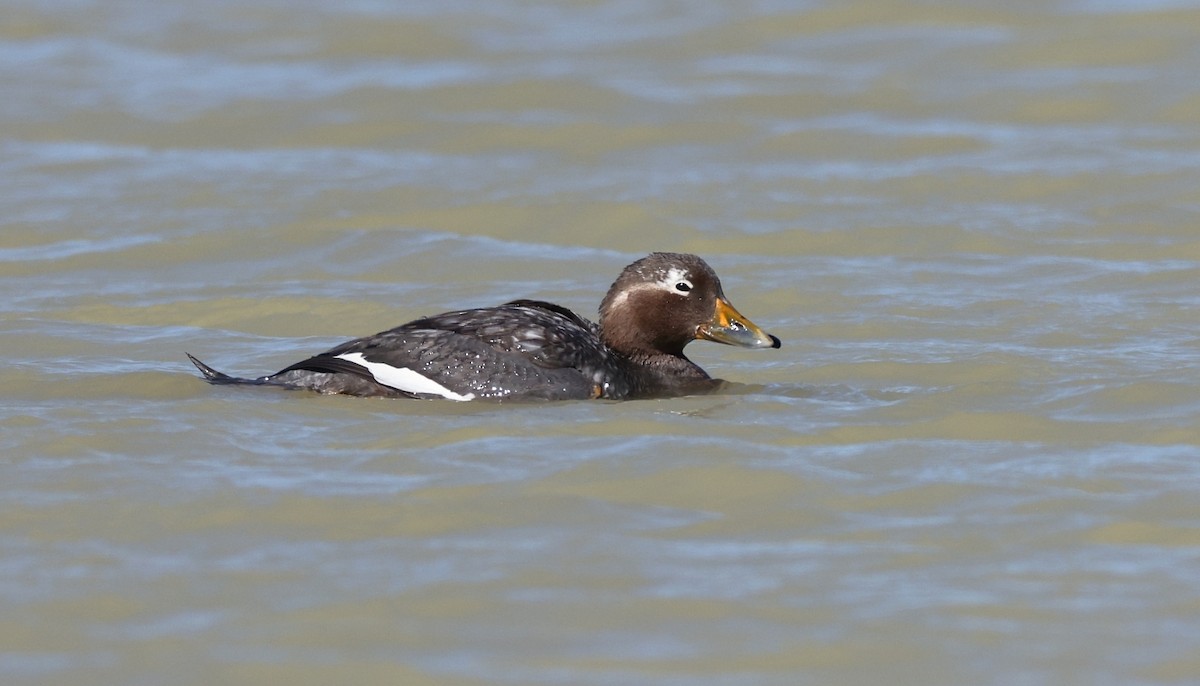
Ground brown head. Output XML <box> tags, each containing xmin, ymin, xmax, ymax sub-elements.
<box><xmin>598</xmin><ymin>252</ymin><xmax>780</xmax><ymax>358</ymax></box>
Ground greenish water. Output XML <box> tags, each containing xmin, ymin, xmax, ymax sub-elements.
<box><xmin>3</xmin><ymin>1</ymin><xmax>1200</xmax><ymax>684</ymax></box>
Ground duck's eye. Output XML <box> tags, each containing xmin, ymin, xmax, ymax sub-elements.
<box><xmin>674</xmin><ymin>281</ymin><xmax>693</xmax><ymax>293</ymax></box>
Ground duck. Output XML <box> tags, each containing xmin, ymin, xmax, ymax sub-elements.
<box><xmin>186</xmin><ymin>252</ymin><xmax>780</xmax><ymax>401</ymax></box>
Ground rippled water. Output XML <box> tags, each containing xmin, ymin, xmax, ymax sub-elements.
<box><xmin>4</xmin><ymin>1</ymin><xmax>1200</xmax><ymax>684</ymax></box>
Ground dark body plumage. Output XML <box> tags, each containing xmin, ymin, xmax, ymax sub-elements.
<box><xmin>188</xmin><ymin>252</ymin><xmax>780</xmax><ymax>401</ymax></box>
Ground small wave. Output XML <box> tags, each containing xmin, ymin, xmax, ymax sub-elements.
<box><xmin>0</xmin><ymin>235</ymin><xmax>161</xmax><ymax>262</ymax></box>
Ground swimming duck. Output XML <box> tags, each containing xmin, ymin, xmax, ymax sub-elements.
<box><xmin>187</xmin><ymin>252</ymin><xmax>780</xmax><ymax>401</ymax></box>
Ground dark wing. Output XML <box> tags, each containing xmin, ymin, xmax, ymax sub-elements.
<box><xmin>399</xmin><ymin>300</ymin><xmax>612</xmax><ymax>372</ymax></box>
<box><xmin>271</xmin><ymin>301</ymin><xmax>614</xmax><ymax>400</ymax></box>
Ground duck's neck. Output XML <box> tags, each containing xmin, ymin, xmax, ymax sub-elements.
<box><xmin>617</xmin><ymin>350</ymin><xmax>718</xmax><ymax>399</ymax></box>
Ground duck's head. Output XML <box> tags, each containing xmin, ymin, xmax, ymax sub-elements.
<box><xmin>598</xmin><ymin>252</ymin><xmax>781</xmax><ymax>357</ymax></box>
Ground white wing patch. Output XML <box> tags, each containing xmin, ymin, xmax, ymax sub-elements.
<box><xmin>335</xmin><ymin>352</ymin><xmax>476</xmax><ymax>401</ymax></box>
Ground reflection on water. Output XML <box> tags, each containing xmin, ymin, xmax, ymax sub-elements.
<box><xmin>3</xmin><ymin>0</ymin><xmax>1200</xmax><ymax>684</ymax></box>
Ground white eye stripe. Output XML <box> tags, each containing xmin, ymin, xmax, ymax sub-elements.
<box><xmin>606</xmin><ymin>266</ymin><xmax>696</xmax><ymax>311</ymax></box>
<box><xmin>660</xmin><ymin>267</ymin><xmax>692</xmax><ymax>295</ymax></box>
<box><xmin>335</xmin><ymin>352</ymin><xmax>476</xmax><ymax>401</ymax></box>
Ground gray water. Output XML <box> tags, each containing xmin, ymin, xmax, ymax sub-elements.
<box><xmin>3</xmin><ymin>1</ymin><xmax>1200</xmax><ymax>684</ymax></box>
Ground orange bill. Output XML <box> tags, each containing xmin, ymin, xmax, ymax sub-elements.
<box><xmin>695</xmin><ymin>297</ymin><xmax>781</xmax><ymax>349</ymax></box>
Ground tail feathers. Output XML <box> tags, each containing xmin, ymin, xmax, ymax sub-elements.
<box><xmin>186</xmin><ymin>353</ymin><xmax>269</xmax><ymax>386</ymax></box>
<box><xmin>185</xmin><ymin>352</ymin><xmax>416</xmax><ymax>398</ymax></box>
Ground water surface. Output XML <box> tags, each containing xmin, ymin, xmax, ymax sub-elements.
<box><xmin>3</xmin><ymin>1</ymin><xmax>1200</xmax><ymax>684</ymax></box>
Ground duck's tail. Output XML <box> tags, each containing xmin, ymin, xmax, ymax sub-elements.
<box><xmin>186</xmin><ymin>353</ymin><xmax>270</xmax><ymax>386</ymax></box>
